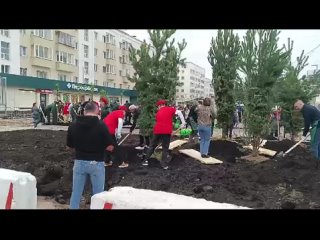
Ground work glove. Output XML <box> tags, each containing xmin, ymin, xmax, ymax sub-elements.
<box><xmin>116</xmin><ymin>132</ymin><xmax>122</xmax><ymax>142</ymax></box>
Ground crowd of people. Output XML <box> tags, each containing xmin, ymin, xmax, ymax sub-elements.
<box><xmin>32</xmin><ymin>93</ymin><xmax>320</xmax><ymax>209</ymax></box>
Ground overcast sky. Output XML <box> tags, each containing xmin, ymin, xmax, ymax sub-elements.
<box><xmin>124</xmin><ymin>30</ymin><xmax>320</xmax><ymax>79</ymax></box>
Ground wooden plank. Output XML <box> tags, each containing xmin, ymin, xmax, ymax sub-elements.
<box><xmin>159</xmin><ymin>140</ymin><xmax>188</xmax><ymax>150</ymax></box>
<box><xmin>243</xmin><ymin>145</ymin><xmax>276</xmax><ymax>156</ymax></box>
<box><xmin>179</xmin><ymin>149</ymin><xmax>223</xmax><ymax>165</ymax></box>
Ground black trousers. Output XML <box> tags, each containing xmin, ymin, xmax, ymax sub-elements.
<box><xmin>139</xmin><ymin>135</ymin><xmax>150</xmax><ymax>146</ymax></box>
<box><xmin>105</xmin><ymin>135</ymin><xmax>124</xmax><ymax>164</ymax></box>
<box><xmin>145</xmin><ymin>134</ymin><xmax>171</xmax><ymax>163</ymax></box>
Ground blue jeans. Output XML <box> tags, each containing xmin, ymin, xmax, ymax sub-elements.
<box><xmin>198</xmin><ymin>125</ymin><xmax>212</xmax><ymax>155</ymax></box>
<box><xmin>70</xmin><ymin>160</ymin><xmax>105</xmax><ymax>209</ymax></box>
<box><xmin>311</xmin><ymin>127</ymin><xmax>320</xmax><ymax>160</ymax></box>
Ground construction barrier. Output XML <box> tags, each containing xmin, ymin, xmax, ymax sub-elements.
<box><xmin>90</xmin><ymin>186</ymin><xmax>250</xmax><ymax>209</ymax></box>
<box><xmin>0</xmin><ymin>168</ymin><xmax>37</xmax><ymax>209</ymax></box>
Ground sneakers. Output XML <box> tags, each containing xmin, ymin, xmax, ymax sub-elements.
<box><xmin>118</xmin><ymin>162</ymin><xmax>129</xmax><ymax>168</ymax></box>
<box><xmin>142</xmin><ymin>160</ymin><xmax>149</xmax><ymax>166</ymax></box>
<box><xmin>104</xmin><ymin>161</ymin><xmax>113</xmax><ymax>167</ymax></box>
<box><xmin>135</xmin><ymin>145</ymin><xmax>145</xmax><ymax>150</ymax></box>
<box><xmin>137</xmin><ymin>153</ymin><xmax>144</xmax><ymax>158</ymax></box>
<box><xmin>201</xmin><ymin>154</ymin><xmax>210</xmax><ymax>158</ymax></box>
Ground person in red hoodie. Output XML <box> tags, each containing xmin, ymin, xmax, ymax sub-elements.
<box><xmin>142</xmin><ymin>100</ymin><xmax>186</xmax><ymax>170</ymax></box>
<box><xmin>63</xmin><ymin>102</ymin><xmax>71</xmax><ymax>123</ymax></box>
<box><xmin>103</xmin><ymin>105</ymin><xmax>128</xmax><ymax>168</ymax></box>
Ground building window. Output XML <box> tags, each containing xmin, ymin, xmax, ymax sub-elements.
<box><xmin>1</xmin><ymin>41</ymin><xmax>10</xmax><ymax>60</ymax></box>
<box><xmin>106</xmin><ymin>64</ymin><xmax>115</xmax><ymax>74</ymax></box>
<box><xmin>181</xmin><ymin>89</ymin><xmax>184</xmax><ymax>92</ymax></box>
<box><xmin>181</xmin><ymin>70</ymin><xmax>184</xmax><ymax>74</ymax></box>
<box><xmin>58</xmin><ymin>74</ymin><xmax>67</xmax><ymax>81</ymax></box>
<box><xmin>75</xmin><ymin>59</ymin><xmax>78</xmax><ymax>66</ymax></box>
<box><xmin>84</xmin><ymin>30</ymin><xmax>89</xmax><ymax>41</ymax></box>
<box><xmin>1</xmin><ymin>65</ymin><xmax>10</xmax><ymax>73</ymax></box>
<box><xmin>113</xmin><ymin>83</ymin><xmax>116</xmax><ymax>88</ymax></box>
<box><xmin>84</xmin><ymin>78</ymin><xmax>89</xmax><ymax>84</ymax></box>
<box><xmin>56</xmin><ymin>51</ymin><xmax>74</xmax><ymax>65</ymax></box>
<box><xmin>103</xmin><ymin>81</ymin><xmax>107</xmax><ymax>86</ymax></box>
<box><xmin>84</xmin><ymin>45</ymin><xmax>89</xmax><ymax>58</ymax></box>
<box><xmin>31</xmin><ymin>30</ymin><xmax>53</xmax><ymax>40</ymax></box>
<box><xmin>181</xmin><ymin>76</ymin><xmax>184</xmax><ymax>80</ymax></box>
<box><xmin>74</xmin><ymin>76</ymin><xmax>78</xmax><ymax>83</ymax></box>
<box><xmin>36</xmin><ymin>70</ymin><xmax>47</xmax><ymax>78</ymax></box>
<box><xmin>176</xmin><ymin>89</ymin><xmax>179</xmax><ymax>92</ymax></box>
<box><xmin>126</xmin><ymin>69</ymin><xmax>130</xmax><ymax>77</ymax></box>
<box><xmin>106</xmin><ymin>49</ymin><xmax>115</xmax><ymax>59</ymax></box>
<box><xmin>94</xmin><ymin>64</ymin><xmax>98</xmax><ymax>72</ymax></box>
<box><xmin>58</xmin><ymin>32</ymin><xmax>75</xmax><ymax>47</ymax></box>
<box><xmin>94</xmin><ymin>32</ymin><xmax>98</xmax><ymax>40</ymax></box>
<box><xmin>34</xmin><ymin>45</ymin><xmax>52</xmax><ymax>60</ymax></box>
<box><xmin>20</xmin><ymin>68</ymin><xmax>27</xmax><ymax>76</ymax></box>
<box><xmin>119</xmin><ymin>84</ymin><xmax>122</xmax><ymax>89</ymax></box>
<box><xmin>94</xmin><ymin>80</ymin><xmax>98</xmax><ymax>85</ymax></box>
<box><xmin>105</xmin><ymin>33</ymin><xmax>116</xmax><ymax>45</ymax></box>
<box><xmin>103</xmin><ymin>51</ymin><xmax>106</xmax><ymax>59</ymax></box>
<box><xmin>20</xmin><ymin>46</ymin><xmax>27</xmax><ymax>56</ymax></box>
<box><xmin>119</xmin><ymin>70</ymin><xmax>122</xmax><ymax>76</ymax></box>
<box><xmin>20</xmin><ymin>29</ymin><xmax>26</xmax><ymax>35</ymax></box>
<box><xmin>94</xmin><ymin>48</ymin><xmax>98</xmax><ymax>56</ymax></box>
<box><xmin>103</xmin><ymin>66</ymin><xmax>106</xmax><ymax>73</ymax></box>
<box><xmin>84</xmin><ymin>62</ymin><xmax>89</xmax><ymax>74</ymax></box>
<box><xmin>0</xmin><ymin>30</ymin><xmax>9</xmax><ymax>37</ymax></box>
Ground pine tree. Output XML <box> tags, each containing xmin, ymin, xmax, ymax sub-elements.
<box><xmin>129</xmin><ymin>30</ymin><xmax>186</xmax><ymax>135</ymax></box>
<box><xmin>274</xmin><ymin>39</ymin><xmax>320</xmax><ymax>140</ymax></box>
<box><xmin>240</xmin><ymin>30</ymin><xmax>291</xmax><ymax>156</ymax></box>
<box><xmin>208</xmin><ymin>30</ymin><xmax>240</xmax><ymax>138</ymax></box>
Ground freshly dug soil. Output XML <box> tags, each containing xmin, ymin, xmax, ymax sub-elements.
<box><xmin>1</xmin><ymin>130</ymin><xmax>320</xmax><ymax>209</ymax></box>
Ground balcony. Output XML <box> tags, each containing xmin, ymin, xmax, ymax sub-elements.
<box><xmin>31</xmin><ymin>57</ymin><xmax>51</xmax><ymax>68</ymax></box>
<box><xmin>56</xmin><ymin>62</ymin><xmax>76</xmax><ymax>73</ymax></box>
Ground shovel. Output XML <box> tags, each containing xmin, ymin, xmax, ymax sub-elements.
<box><xmin>39</xmin><ymin>105</ymin><xmax>48</xmax><ymax>124</ymax></box>
<box><xmin>118</xmin><ymin>133</ymin><xmax>131</xmax><ymax>146</ymax></box>
<box><xmin>274</xmin><ymin>133</ymin><xmax>310</xmax><ymax>158</ymax></box>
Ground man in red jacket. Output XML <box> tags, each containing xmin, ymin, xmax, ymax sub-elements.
<box><xmin>142</xmin><ymin>100</ymin><xmax>185</xmax><ymax>170</ymax></box>
<box><xmin>103</xmin><ymin>105</ymin><xmax>128</xmax><ymax>168</ymax></box>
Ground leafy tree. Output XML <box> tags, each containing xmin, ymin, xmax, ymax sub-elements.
<box><xmin>208</xmin><ymin>30</ymin><xmax>241</xmax><ymax>138</ymax></box>
<box><xmin>129</xmin><ymin>30</ymin><xmax>186</xmax><ymax>135</ymax></box>
<box><xmin>240</xmin><ymin>30</ymin><xmax>291</xmax><ymax>156</ymax></box>
<box><xmin>274</xmin><ymin>39</ymin><xmax>320</xmax><ymax>139</ymax></box>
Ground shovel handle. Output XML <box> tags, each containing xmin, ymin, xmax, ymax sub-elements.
<box><xmin>118</xmin><ymin>133</ymin><xmax>131</xmax><ymax>146</ymax></box>
<box><xmin>283</xmin><ymin>134</ymin><xmax>310</xmax><ymax>156</ymax></box>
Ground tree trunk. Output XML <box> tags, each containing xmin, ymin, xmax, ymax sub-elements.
<box><xmin>290</xmin><ymin>132</ymin><xmax>296</xmax><ymax>141</ymax></box>
<box><xmin>222</xmin><ymin>124</ymin><xmax>228</xmax><ymax>139</ymax></box>
<box><xmin>252</xmin><ymin>136</ymin><xmax>260</xmax><ymax>157</ymax></box>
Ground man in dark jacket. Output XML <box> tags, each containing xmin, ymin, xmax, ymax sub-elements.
<box><xmin>67</xmin><ymin>101</ymin><xmax>115</xmax><ymax>209</ymax></box>
<box><xmin>294</xmin><ymin>100</ymin><xmax>320</xmax><ymax>165</ymax></box>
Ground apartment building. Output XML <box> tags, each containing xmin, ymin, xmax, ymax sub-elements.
<box><xmin>204</xmin><ymin>77</ymin><xmax>214</xmax><ymax>97</ymax></box>
<box><xmin>0</xmin><ymin>29</ymin><xmax>20</xmax><ymax>75</ymax></box>
<box><xmin>176</xmin><ymin>62</ymin><xmax>208</xmax><ymax>103</ymax></box>
<box><xmin>91</xmin><ymin>30</ymin><xmax>143</xmax><ymax>90</ymax></box>
<box><xmin>19</xmin><ymin>29</ymin><xmax>78</xmax><ymax>82</ymax></box>
<box><xmin>0</xmin><ymin>29</ymin><xmax>143</xmax><ymax>110</ymax></box>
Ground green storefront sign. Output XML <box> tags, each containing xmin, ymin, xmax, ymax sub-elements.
<box><xmin>0</xmin><ymin>73</ymin><xmax>137</xmax><ymax>101</ymax></box>
<box><xmin>65</xmin><ymin>82</ymin><xmax>98</xmax><ymax>92</ymax></box>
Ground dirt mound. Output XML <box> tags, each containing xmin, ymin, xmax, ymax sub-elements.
<box><xmin>1</xmin><ymin>131</ymin><xmax>320</xmax><ymax>209</ymax></box>
<box><xmin>264</xmin><ymin>139</ymin><xmax>307</xmax><ymax>154</ymax></box>
<box><xmin>182</xmin><ymin>140</ymin><xmax>248</xmax><ymax>163</ymax></box>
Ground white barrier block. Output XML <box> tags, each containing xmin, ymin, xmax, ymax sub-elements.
<box><xmin>91</xmin><ymin>186</ymin><xmax>250</xmax><ymax>209</ymax></box>
<box><xmin>0</xmin><ymin>168</ymin><xmax>37</xmax><ymax>209</ymax></box>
